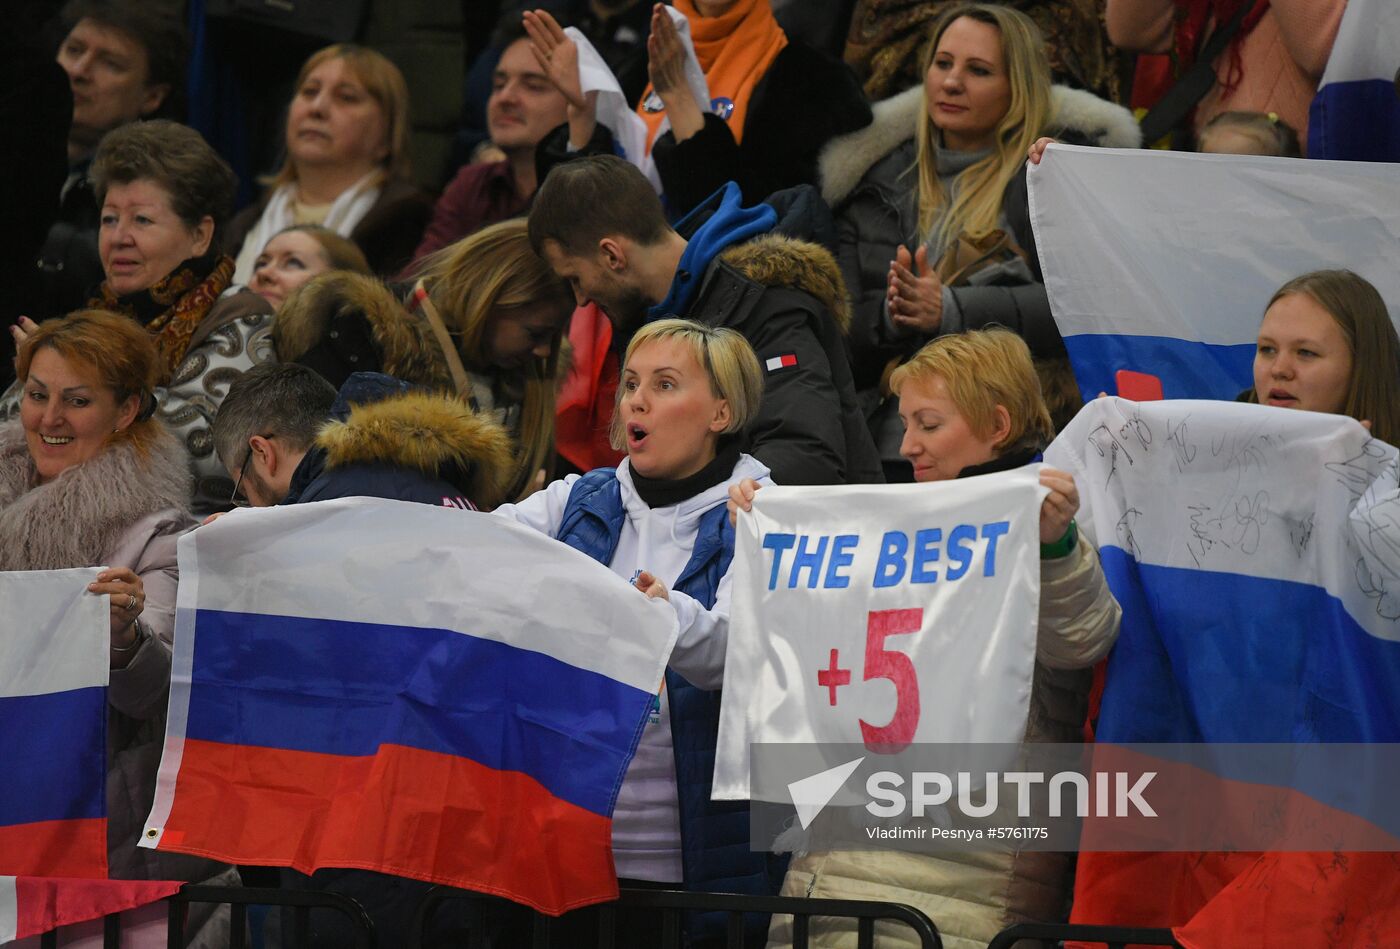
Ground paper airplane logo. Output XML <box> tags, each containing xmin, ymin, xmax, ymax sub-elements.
<box><xmin>787</xmin><ymin>756</ymin><xmax>865</xmax><ymax>829</ymax></box>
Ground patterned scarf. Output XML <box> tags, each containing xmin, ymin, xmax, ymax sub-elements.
<box><xmin>90</xmin><ymin>254</ymin><xmax>235</xmax><ymax>384</ymax></box>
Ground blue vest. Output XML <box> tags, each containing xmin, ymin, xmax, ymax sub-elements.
<box><xmin>557</xmin><ymin>470</ymin><xmax>786</xmax><ymax>937</ymax></box>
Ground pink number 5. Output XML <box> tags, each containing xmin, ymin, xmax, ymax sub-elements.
<box><xmin>859</xmin><ymin>608</ymin><xmax>923</xmax><ymax>753</ymax></box>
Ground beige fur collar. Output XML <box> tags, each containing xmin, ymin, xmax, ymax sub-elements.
<box><xmin>0</xmin><ymin>421</ymin><xmax>192</xmax><ymax>571</ymax></box>
<box><xmin>819</xmin><ymin>84</ymin><xmax>1143</xmax><ymax>208</ymax></box>
<box><xmin>316</xmin><ymin>390</ymin><xmax>516</xmax><ymax>509</ymax></box>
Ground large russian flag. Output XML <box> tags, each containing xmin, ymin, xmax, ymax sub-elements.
<box><xmin>140</xmin><ymin>497</ymin><xmax>678</xmax><ymax>916</ymax></box>
<box><xmin>1309</xmin><ymin>0</ymin><xmax>1400</xmax><ymax>162</ymax></box>
<box><xmin>0</xmin><ymin>569</ymin><xmax>109</xmax><ymax>880</ymax></box>
<box><xmin>1026</xmin><ymin>146</ymin><xmax>1400</xmax><ymax>402</ymax></box>
<box><xmin>1046</xmin><ymin>399</ymin><xmax>1400</xmax><ymax>945</ymax></box>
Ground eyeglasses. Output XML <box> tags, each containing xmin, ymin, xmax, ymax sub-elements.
<box><xmin>230</xmin><ymin>434</ymin><xmax>274</xmax><ymax>507</ymax></box>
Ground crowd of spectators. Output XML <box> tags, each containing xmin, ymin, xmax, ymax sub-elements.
<box><xmin>4</xmin><ymin>0</ymin><xmax>1394</xmax><ymax>946</ymax></box>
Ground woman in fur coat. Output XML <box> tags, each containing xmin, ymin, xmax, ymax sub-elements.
<box><xmin>1</xmin><ymin>310</ymin><xmax>230</xmax><ymax>946</ymax></box>
<box><xmin>819</xmin><ymin>3</ymin><xmax>1140</xmax><ymax>474</ymax></box>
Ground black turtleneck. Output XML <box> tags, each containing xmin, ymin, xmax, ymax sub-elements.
<box><xmin>630</xmin><ymin>439</ymin><xmax>741</xmax><ymax>509</ymax></box>
<box><xmin>957</xmin><ymin>440</ymin><xmax>1045</xmax><ymax>479</ymax></box>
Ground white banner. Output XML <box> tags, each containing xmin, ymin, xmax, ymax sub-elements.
<box><xmin>713</xmin><ymin>470</ymin><xmax>1045</xmax><ymax>801</ymax></box>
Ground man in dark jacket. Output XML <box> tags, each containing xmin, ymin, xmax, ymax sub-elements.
<box><xmin>210</xmin><ymin>362</ymin><xmax>513</xmax><ymax>947</ymax></box>
<box><xmin>212</xmin><ymin>363</ymin><xmax>511</xmax><ymax>510</ymax></box>
<box><xmin>528</xmin><ymin>154</ymin><xmax>882</xmax><ymax>485</ymax></box>
<box><xmin>38</xmin><ymin>0</ymin><xmax>187</xmax><ymax>321</ymax></box>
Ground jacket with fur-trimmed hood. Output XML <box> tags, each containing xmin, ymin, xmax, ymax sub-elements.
<box><xmin>272</xmin><ymin>271</ymin><xmax>453</xmax><ymax>393</ymax></box>
<box><xmin>819</xmin><ymin>84</ymin><xmax>1141</xmax><ymax>394</ymax></box>
<box><xmin>652</xmin><ymin>182</ymin><xmax>883</xmax><ymax>486</ymax></box>
<box><xmin>284</xmin><ymin>371</ymin><xmax>515</xmax><ymax>510</ymax></box>
<box><xmin>0</xmin><ymin>420</ymin><xmax>232</xmax><ymax>891</ymax></box>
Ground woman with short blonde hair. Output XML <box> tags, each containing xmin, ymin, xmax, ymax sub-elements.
<box><xmin>890</xmin><ymin>325</ymin><xmax>1054</xmax><ymax>453</ymax></box>
<box><xmin>609</xmin><ymin>318</ymin><xmax>764</xmax><ymax>450</ymax></box>
<box><xmin>227</xmin><ymin>44</ymin><xmax>431</xmax><ymax>280</ymax></box>
<box><xmin>736</xmin><ymin>327</ymin><xmax>1120</xmax><ymax>948</ymax></box>
<box><xmin>494</xmin><ymin>318</ymin><xmax>777</xmax><ymax>942</ymax></box>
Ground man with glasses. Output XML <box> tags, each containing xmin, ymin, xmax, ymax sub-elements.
<box><xmin>212</xmin><ymin>364</ymin><xmax>511</xmax><ymax>510</ymax></box>
<box><xmin>209</xmin><ymin>361</ymin><xmax>518</xmax><ymax>944</ymax></box>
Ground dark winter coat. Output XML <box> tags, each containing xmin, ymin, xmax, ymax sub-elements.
<box><xmin>661</xmin><ymin>183</ymin><xmax>884</xmax><ymax>485</ymax></box>
<box><xmin>283</xmin><ymin>372</ymin><xmax>514</xmax><ymax>511</ymax></box>
<box><xmin>820</xmin><ymin>85</ymin><xmax>1142</xmax><ymax>391</ymax></box>
<box><xmin>274</xmin><ymin>371</ymin><xmax>513</xmax><ymax>947</ymax></box>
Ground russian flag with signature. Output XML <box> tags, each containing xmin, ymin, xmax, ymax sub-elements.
<box><xmin>1046</xmin><ymin>400</ymin><xmax>1400</xmax><ymax>944</ymax></box>
<box><xmin>141</xmin><ymin>498</ymin><xmax>677</xmax><ymax>916</ymax></box>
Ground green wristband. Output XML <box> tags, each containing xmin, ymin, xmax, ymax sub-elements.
<box><xmin>1040</xmin><ymin>519</ymin><xmax>1078</xmax><ymax>560</ymax></box>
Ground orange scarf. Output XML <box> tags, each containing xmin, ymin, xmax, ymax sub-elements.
<box><xmin>638</xmin><ymin>0</ymin><xmax>788</xmax><ymax>149</ymax></box>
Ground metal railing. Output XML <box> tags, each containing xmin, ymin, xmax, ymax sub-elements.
<box><xmin>35</xmin><ymin>884</ymin><xmax>376</xmax><ymax>949</ymax></box>
<box><xmin>31</xmin><ymin>882</ymin><xmax>1191</xmax><ymax>949</ymax></box>
<box><xmin>409</xmin><ymin>885</ymin><xmax>943</xmax><ymax>949</ymax></box>
<box><xmin>987</xmin><ymin>922</ymin><xmax>1181</xmax><ymax>949</ymax></box>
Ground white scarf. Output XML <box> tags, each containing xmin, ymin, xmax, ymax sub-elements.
<box><xmin>232</xmin><ymin>169</ymin><xmax>384</xmax><ymax>284</ymax></box>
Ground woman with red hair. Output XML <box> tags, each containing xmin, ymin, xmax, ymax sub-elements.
<box><xmin>1</xmin><ymin>310</ymin><xmax>232</xmax><ymax>943</ymax></box>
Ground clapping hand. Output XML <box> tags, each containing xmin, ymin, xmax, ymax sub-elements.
<box><xmin>646</xmin><ymin>4</ymin><xmax>704</xmax><ymax>140</ymax></box>
<box><xmin>887</xmin><ymin>245</ymin><xmax>943</xmax><ymax>335</ymax></box>
<box><xmin>523</xmin><ymin>8</ymin><xmax>598</xmax><ymax>146</ymax></box>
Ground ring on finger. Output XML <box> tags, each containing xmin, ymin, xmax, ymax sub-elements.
<box><xmin>126</xmin><ymin>594</ymin><xmax>138</xmax><ymax>612</ymax></box>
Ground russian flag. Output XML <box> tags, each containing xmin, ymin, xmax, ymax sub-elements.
<box><xmin>1027</xmin><ymin>145</ymin><xmax>1400</xmax><ymax>402</ymax></box>
<box><xmin>141</xmin><ymin>498</ymin><xmax>678</xmax><ymax>916</ymax></box>
<box><xmin>1309</xmin><ymin>0</ymin><xmax>1400</xmax><ymax>162</ymax></box>
<box><xmin>1046</xmin><ymin>399</ymin><xmax>1400</xmax><ymax>944</ymax></box>
<box><xmin>0</xmin><ymin>569</ymin><xmax>109</xmax><ymax>880</ymax></box>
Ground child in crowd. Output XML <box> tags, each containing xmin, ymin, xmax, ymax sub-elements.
<box><xmin>1197</xmin><ymin>110</ymin><xmax>1301</xmax><ymax>157</ymax></box>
